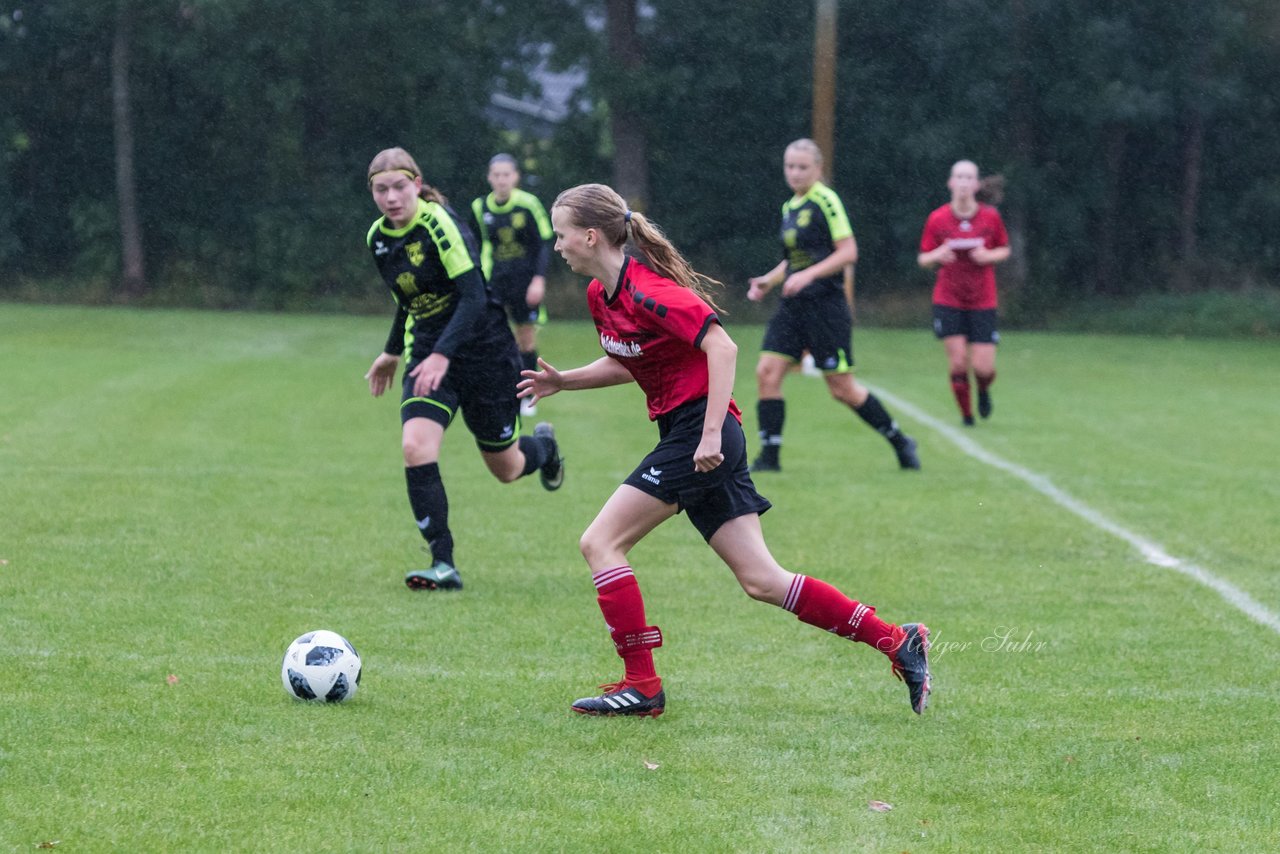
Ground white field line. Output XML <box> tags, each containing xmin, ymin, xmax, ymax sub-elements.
<box><xmin>871</xmin><ymin>386</ymin><xmax>1280</xmax><ymax>635</ymax></box>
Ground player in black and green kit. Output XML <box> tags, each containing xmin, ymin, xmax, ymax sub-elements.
<box><xmin>363</xmin><ymin>148</ymin><xmax>564</xmax><ymax>591</ymax></box>
<box><xmin>747</xmin><ymin>139</ymin><xmax>920</xmax><ymax>472</ymax></box>
<box><xmin>472</xmin><ymin>153</ymin><xmax>554</xmax><ymax>418</ymax></box>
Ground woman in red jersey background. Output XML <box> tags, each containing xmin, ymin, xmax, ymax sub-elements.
<box><xmin>518</xmin><ymin>183</ymin><xmax>931</xmax><ymax>718</ymax></box>
<box><xmin>918</xmin><ymin>159</ymin><xmax>1011</xmax><ymax>425</ymax></box>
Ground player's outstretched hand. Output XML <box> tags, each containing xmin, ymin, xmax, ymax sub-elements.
<box><xmin>518</xmin><ymin>357</ymin><xmax>564</xmax><ymax>404</ymax></box>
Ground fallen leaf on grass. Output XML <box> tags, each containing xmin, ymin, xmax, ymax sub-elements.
<box><xmin>36</xmin><ymin>842</ymin><xmax>60</xmax><ymax>849</ymax></box>
<box><xmin>166</xmin><ymin>674</ymin><xmax>180</xmax><ymax>685</ymax></box>
<box><xmin>868</xmin><ymin>800</ymin><xmax>894</xmax><ymax>812</ymax></box>
<box><xmin>643</xmin><ymin>759</ymin><xmax>660</xmax><ymax>770</ymax></box>
<box><xmin>0</xmin><ymin>558</ymin><xmax>9</xmax><ymax>566</ymax></box>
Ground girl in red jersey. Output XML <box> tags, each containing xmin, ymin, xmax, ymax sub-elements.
<box><xmin>517</xmin><ymin>183</ymin><xmax>931</xmax><ymax>717</ymax></box>
<box><xmin>918</xmin><ymin>160</ymin><xmax>1011</xmax><ymax>425</ymax></box>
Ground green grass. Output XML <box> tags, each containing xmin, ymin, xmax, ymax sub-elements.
<box><xmin>1044</xmin><ymin>288</ymin><xmax>1280</xmax><ymax>338</ymax></box>
<box><xmin>2</xmin><ymin>304</ymin><xmax>1277</xmax><ymax>852</ymax></box>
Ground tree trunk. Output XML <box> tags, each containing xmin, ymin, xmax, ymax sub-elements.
<box><xmin>1004</xmin><ymin>0</ymin><xmax>1034</xmax><ymax>308</ymax></box>
<box><xmin>1096</xmin><ymin>124</ymin><xmax>1128</xmax><ymax>296</ymax></box>
<box><xmin>606</xmin><ymin>0</ymin><xmax>649</xmax><ymax>212</ymax></box>
<box><xmin>1175</xmin><ymin>38</ymin><xmax>1210</xmax><ymax>292</ymax></box>
<box><xmin>112</xmin><ymin>0</ymin><xmax>146</xmax><ymax>297</ymax></box>
<box><xmin>812</xmin><ymin>0</ymin><xmax>836</xmax><ymax>179</ymax></box>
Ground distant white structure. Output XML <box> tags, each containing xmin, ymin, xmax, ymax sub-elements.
<box><xmin>485</xmin><ymin>62</ymin><xmax>588</xmax><ymax>139</ymax></box>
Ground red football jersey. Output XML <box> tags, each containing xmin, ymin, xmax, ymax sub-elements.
<box><xmin>919</xmin><ymin>203</ymin><xmax>1009</xmax><ymax>310</ymax></box>
<box><xmin>587</xmin><ymin>257</ymin><xmax>743</xmax><ymax>423</ymax></box>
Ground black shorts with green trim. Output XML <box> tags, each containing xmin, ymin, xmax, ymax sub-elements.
<box><xmin>492</xmin><ymin>271</ymin><xmax>547</xmax><ymax>327</ymax></box>
<box><xmin>932</xmin><ymin>305</ymin><xmax>999</xmax><ymax>344</ymax></box>
<box><xmin>760</xmin><ymin>291</ymin><xmax>854</xmax><ymax>372</ymax></box>
<box><xmin>623</xmin><ymin>398</ymin><xmax>772</xmax><ymax>542</ymax></box>
<box><xmin>399</xmin><ymin>341</ymin><xmax>523</xmax><ymax>451</ymax></box>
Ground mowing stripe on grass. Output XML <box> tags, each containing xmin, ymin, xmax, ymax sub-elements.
<box><xmin>872</xmin><ymin>386</ymin><xmax>1280</xmax><ymax>635</ymax></box>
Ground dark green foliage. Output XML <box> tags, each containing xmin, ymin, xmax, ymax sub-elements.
<box><xmin>1</xmin><ymin>0</ymin><xmax>1277</xmax><ymax>324</ymax></box>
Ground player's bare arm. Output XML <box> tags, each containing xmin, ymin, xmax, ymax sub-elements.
<box><xmin>969</xmin><ymin>245</ymin><xmax>1011</xmax><ymax>266</ymax></box>
<box><xmin>693</xmin><ymin>324</ymin><xmax>737</xmax><ymax>472</ymax></box>
<box><xmin>747</xmin><ymin>259</ymin><xmax>788</xmax><ymax>301</ymax></box>
<box><xmin>781</xmin><ymin>236</ymin><xmax>857</xmax><ymax>297</ymax></box>
<box><xmin>518</xmin><ymin>355</ymin><xmax>633</xmax><ymax>402</ymax></box>
<box><xmin>918</xmin><ymin>244</ymin><xmax>956</xmax><ymax>268</ymax></box>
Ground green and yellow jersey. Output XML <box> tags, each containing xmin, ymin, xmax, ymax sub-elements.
<box><xmin>471</xmin><ymin>188</ymin><xmax>554</xmax><ymax>287</ymax></box>
<box><xmin>778</xmin><ymin>181</ymin><xmax>853</xmax><ymax>300</ymax></box>
<box><xmin>367</xmin><ymin>198</ymin><xmax>503</xmax><ymax>362</ymax></box>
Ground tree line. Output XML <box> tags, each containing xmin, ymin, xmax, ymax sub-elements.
<box><xmin>2</xmin><ymin>0</ymin><xmax>1277</xmax><ymax>324</ymax></box>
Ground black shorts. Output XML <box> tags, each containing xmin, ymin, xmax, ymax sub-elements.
<box><xmin>623</xmin><ymin>398</ymin><xmax>772</xmax><ymax>542</ymax></box>
<box><xmin>932</xmin><ymin>305</ymin><xmax>999</xmax><ymax>344</ymax></box>
<box><xmin>761</xmin><ymin>292</ymin><xmax>854</xmax><ymax>372</ymax></box>
<box><xmin>492</xmin><ymin>272</ymin><xmax>546</xmax><ymax>327</ymax></box>
<box><xmin>400</xmin><ymin>340</ymin><xmax>523</xmax><ymax>451</ymax></box>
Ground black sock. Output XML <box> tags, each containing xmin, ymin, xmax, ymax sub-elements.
<box><xmin>757</xmin><ymin>398</ymin><xmax>785</xmax><ymax>464</ymax></box>
<box><xmin>518</xmin><ymin>434</ymin><xmax>551</xmax><ymax>477</ymax></box>
<box><xmin>405</xmin><ymin>463</ymin><xmax>453</xmax><ymax>566</ymax></box>
<box><xmin>520</xmin><ymin>350</ymin><xmax>539</xmax><ymax>374</ymax></box>
<box><xmin>853</xmin><ymin>393</ymin><xmax>905</xmax><ymax>444</ymax></box>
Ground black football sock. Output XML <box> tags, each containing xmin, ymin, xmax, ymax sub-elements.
<box><xmin>853</xmin><ymin>393</ymin><xmax>907</xmax><ymax>445</ymax></box>
<box><xmin>517</xmin><ymin>434</ymin><xmax>551</xmax><ymax>477</ymax></box>
<box><xmin>756</xmin><ymin>398</ymin><xmax>785</xmax><ymax>465</ymax></box>
<box><xmin>405</xmin><ymin>462</ymin><xmax>453</xmax><ymax>566</ymax></box>
<box><xmin>520</xmin><ymin>350</ymin><xmax>539</xmax><ymax>374</ymax></box>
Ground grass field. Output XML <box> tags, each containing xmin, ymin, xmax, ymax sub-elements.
<box><xmin>2</xmin><ymin>303</ymin><xmax>1277</xmax><ymax>852</ymax></box>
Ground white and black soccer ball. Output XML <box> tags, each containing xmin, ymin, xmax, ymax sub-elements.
<box><xmin>280</xmin><ymin>630</ymin><xmax>362</xmax><ymax>702</ymax></box>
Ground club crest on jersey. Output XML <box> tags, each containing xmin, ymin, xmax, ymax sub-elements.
<box><xmin>397</xmin><ymin>272</ymin><xmax>419</xmax><ymax>296</ymax></box>
<box><xmin>796</xmin><ymin>209</ymin><xmax>813</xmax><ymax>228</ymax></box>
<box><xmin>600</xmin><ymin>333</ymin><xmax>642</xmax><ymax>358</ymax></box>
<box><xmin>406</xmin><ymin>241</ymin><xmax>425</xmax><ymax>266</ymax></box>
<box><xmin>512</xmin><ymin>211</ymin><xmax>526</xmax><ymax>229</ymax></box>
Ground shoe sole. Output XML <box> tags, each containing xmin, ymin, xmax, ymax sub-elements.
<box><xmin>540</xmin><ymin>459</ymin><xmax>564</xmax><ymax>491</ymax></box>
<box><xmin>404</xmin><ymin>576</ymin><xmax>462</xmax><ymax>591</ymax></box>
<box><xmin>571</xmin><ymin>706</ymin><xmax>664</xmax><ymax>718</ymax></box>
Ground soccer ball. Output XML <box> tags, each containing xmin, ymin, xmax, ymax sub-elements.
<box><xmin>280</xmin><ymin>630</ymin><xmax>362</xmax><ymax>702</ymax></box>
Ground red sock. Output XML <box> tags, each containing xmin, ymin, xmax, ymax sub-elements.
<box><xmin>950</xmin><ymin>372</ymin><xmax>972</xmax><ymax>418</ymax></box>
<box><xmin>976</xmin><ymin>371</ymin><xmax>996</xmax><ymax>392</ymax></box>
<box><xmin>592</xmin><ymin>566</ymin><xmax>660</xmax><ymax>690</ymax></box>
<box><xmin>783</xmin><ymin>574</ymin><xmax>903</xmax><ymax>655</ymax></box>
